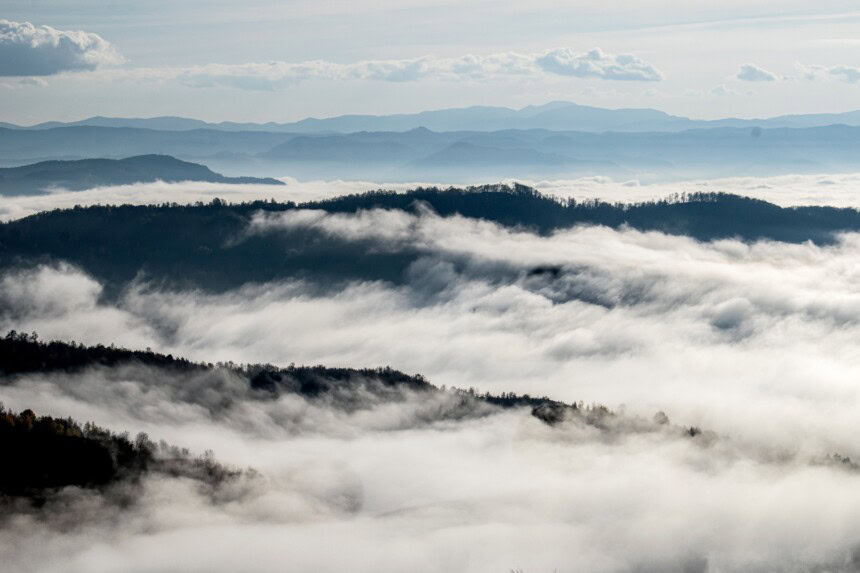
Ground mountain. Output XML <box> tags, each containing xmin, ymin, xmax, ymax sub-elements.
<box><xmin>253</xmin><ymin>124</ymin><xmax>860</xmax><ymax>181</ymax></box>
<box><xmin>0</xmin><ymin>155</ymin><xmax>284</xmax><ymax>196</ymax></box>
<box><xmin>28</xmin><ymin>115</ymin><xmax>214</xmax><ymax>131</ymax></box>
<box><xmin>3</xmin><ymin>124</ymin><xmax>860</xmax><ymax>182</ymax></box>
<box><xmin>0</xmin><ymin>126</ymin><xmax>292</xmax><ymax>166</ymax></box>
<box><xmin>9</xmin><ymin>101</ymin><xmax>860</xmax><ymax>134</ymax></box>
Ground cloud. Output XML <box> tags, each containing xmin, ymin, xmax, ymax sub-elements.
<box><xmin>0</xmin><ymin>19</ymin><xmax>122</xmax><ymax>77</ymax></box>
<box><xmin>6</xmin><ymin>211</ymin><xmax>860</xmax><ymax>569</ymax></box>
<box><xmin>115</xmin><ymin>47</ymin><xmax>661</xmax><ymax>90</ymax></box>
<box><xmin>711</xmin><ymin>84</ymin><xmax>740</xmax><ymax>96</ymax></box>
<box><xmin>18</xmin><ymin>77</ymin><xmax>49</xmax><ymax>87</ymax></box>
<box><xmin>736</xmin><ymin>63</ymin><xmax>778</xmax><ymax>82</ymax></box>
<box><xmin>12</xmin><ymin>360</ymin><xmax>860</xmax><ymax>573</ymax></box>
<box><xmin>6</xmin><ymin>213</ymin><xmax>860</xmax><ymax>452</ymax></box>
<box><xmin>4</xmin><ymin>173</ymin><xmax>860</xmax><ymax>223</ymax></box>
<box><xmin>0</xmin><ymin>77</ymin><xmax>49</xmax><ymax>90</ymax></box>
<box><xmin>828</xmin><ymin>65</ymin><xmax>860</xmax><ymax>83</ymax></box>
<box><xmin>536</xmin><ymin>47</ymin><xmax>664</xmax><ymax>81</ymax></box>
<box><xmin>798</xmin><ymin>63</ymin><xmax>860</xmax><ymax>83</ymax></box>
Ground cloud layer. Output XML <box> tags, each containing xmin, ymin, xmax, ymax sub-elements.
<box><xmin>0</xmin><ymin>19</ymin><xmax>122</xmax><ymax>77</ymax></box>
<box><xmin>5</xmin><ymin>207</ymin><xmax>860</xmax><ymax>569</ymax></box>
<box><xmin>120</xmin><ymin>47</ymin><xmax>663</xmax><ymax>90</ymax></box>
<box><xmin>5</xmin><ymin>210</ymin><xmax>860</xmax><ymax>452</ymax></box>
<box><xmin>5</xmin><ymin>175</ymin><xmax>860</xmax><ymax>570</ymax></box>
<box><xmin>3</xmin><ymin>172</ymin><xmax>860</xmax><ymax>222</ymax></box>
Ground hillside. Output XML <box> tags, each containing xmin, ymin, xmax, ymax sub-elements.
<box><xmin>2</xmin><ymin>186</ymin><xmax>859</xmax><ymax>293</ymax></box>
<box><xmin>0</xmin><ymin>155</ymin><xmax>284</xmax><ymax>196</ymax></box>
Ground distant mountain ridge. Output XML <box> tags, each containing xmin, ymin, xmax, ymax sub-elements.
<box><xmin>3</xmin><ymin>123</ymin><xmax>860</xmax><ymax>182</ymax></box>
<box><xmin>0</xmin><ymin>155</ymin><xmax>284</xmax><ymax>196</ymax></box>
<box><xmin>8</xmin><ymin>101</ymin><xmax>860</xmax><ymax>134</ymax></box>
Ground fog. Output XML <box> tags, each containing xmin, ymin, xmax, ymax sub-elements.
<box><xmin>4</xmin><ymin>200</ymin><xmax>860</xmax><ymax>571</ymax></box>
<box><xmin>2</xmin><ymin>171</ymin><xmax>860</xmax><ymax>222</ymax></box>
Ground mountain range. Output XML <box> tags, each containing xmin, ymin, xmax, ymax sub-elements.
<box><xmin>6</xmin><ymin>101</ymin><xmax>860</xmax><ymax>134</ymax></box>
<box><xmin>2</xmin><ymin>101</ymin><xmax>860</xmax><ymax>183</ymax></box>
<box><xmin>2</xmin><ymin>124</ymin><xmax>860</xmax><ymax>182</ymax></box>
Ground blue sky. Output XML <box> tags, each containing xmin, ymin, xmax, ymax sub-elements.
<box><xmin>2</xmin><ymin>0</ymin><xmax>860</xmax><ymax>123</ymax></box>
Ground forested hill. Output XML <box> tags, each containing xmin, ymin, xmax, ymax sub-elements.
<box><xmin>305</xmin><ymin>184</ymin><xmax>860</xmax><ymax>238</ymax></box>
<box><xmin>0</xmin><ymin>405</ymin><xmax>241</xmax><ymax>499</ymax></box>
<box><xmin>0</xmin><ymin>331</ymin><xmax>575</xmax><ymax>421</ymax></box>
<box><xmin>1</xmin><ymin>186</ymin><xmax>859</xmax><ymax>292</ymax></box>
<box><xmin>0</xmin><ymin>330</ymin><xmax>432</xmax><ymax>397</ymax></box>
<box><xmin>0</xmin><ymin>154</ymin><xmax>284</xmax><ymax>196</ymax></box>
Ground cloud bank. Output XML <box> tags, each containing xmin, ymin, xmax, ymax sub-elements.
<box><xmin>5</xmin><ymin>209</ymin><xmax>860</xmax><ymax>569</ymax></box>
<box><xmin>5</xmin><ymin>177</ymin><xmax>860</xmax><ymax>570</ymax></box>
<box><xmin>5</xmin><ymin>213</ymin><xmax>860</xmax><ymax>453</ymax></box>
<box><xmin>0</xmin><ymin>19</ymin><xmax>122</xmax><ymax>77</ymax></box>
<box><xmin>3</xmin><ymin>172</ymin><xmax>860</xmax><ymax>222</ymax></box>
<box><xmin>117</xmin><ymin>47</ymin><xmax>663</xmax><ymax>90</ymax></box>
<box><xmin>5</xmin><ymin>362</ymin><xmax>860</xmax><ymax>572</ymax></box>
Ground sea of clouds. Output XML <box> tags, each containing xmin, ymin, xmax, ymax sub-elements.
<box><xmin>3</xmin><ymin>171</ymin><xmax>860</xmax><ymax>222</ymax></box>
<box><xmin>3</xmin><ymin>176</ymin><xmax>860</xmax><ymax>571</ymax></box>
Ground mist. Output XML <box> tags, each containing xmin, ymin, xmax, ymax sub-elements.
<box><xmin>5</xmin><ymin>206</ymin><xmax>860</xmax><ymax>448</ymax></box>
<box><xmin>4</xmin><ymin>201</ymin><xmax>860</xmax><ymax>569</ymax></box>
<box><xmin>4</xmin><ymin>363</ymin><xmax>860</xmax><ymax>573</ymax></box>
<box><xmin>3</xmin><ymin>171</ymin><xmax>860</xmax><ymax>222</ymax></box>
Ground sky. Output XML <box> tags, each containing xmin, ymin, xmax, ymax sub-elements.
<box><xmin>1</xmin><ymin>1</ymin><xmax>860</xmax><ymax>125</ymax></box>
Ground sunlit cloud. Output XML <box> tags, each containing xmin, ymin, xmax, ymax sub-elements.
<box><xmin>0</xmin><ymin>19</ymin><xmax>122</xmax><ymax>77</ymax></box>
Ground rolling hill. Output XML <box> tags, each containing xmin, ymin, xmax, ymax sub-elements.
<box><xmin>0</xmin><ymin>155</ymin><xmax>284</xmax><ymax>196</ymax></box>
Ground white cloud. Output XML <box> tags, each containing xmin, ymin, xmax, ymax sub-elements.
<box><xmin>736</xmin><ymin>63</ymin><xmax>778</xmax><ymax>82</ymax></box>
<box><xmin>0</xmin><ymin>19</ymin><xmax>122</xmax><ymax>77</ymax></box>
<box><xmin>115</xmin><ymin>47</ymin><xmax>662</xmax><ymax>90</ymax></box>
<box><xmin>8</xmin><ymin>198</ymin><xmax>860</xmax><ymax>569</ymax></box>
<box><xmin>7</xmin><ymin>212</ymin><xmax>860</xmax><ymax>450</ymax></box>
<box><xmin>535</xmin><ymin>47</ymin><xmax>664</xmax><ymax>81</ymax></box>
<box><xmin>1</xmin><ymin>77</ymin><xmax>49</xmax><ymax>90</ymax></box>
<box><xmin>798</xmin><ymin>63</ymin><xmax>860</xmax><ymax>83</ymax></box>
<box><xmin>5</xmin><ymin>173</ymin><xmax>860</xmax><ymax>223</ymax></box>
<box><xmin>829</xmin><ymin>65</ymin><xmax>860</xmax><ymax>83</ymax></box>
<box><xmin>711</xmin><ymin>84</ymin><xmax>740</xmax><ymax>96</ymax></box>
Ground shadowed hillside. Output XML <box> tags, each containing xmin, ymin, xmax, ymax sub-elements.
<box><xmin>1</xmin><ymin>186</ymin><xmax>859</xmax><ymax>293</ymax></box>
<box><xmin>0</xmin><ymin>154</ymin><xmax>284</xmax><ymax>196</ymax></box>
<box><xmin>0</xmin><ymin>404</ymin><xmax>241</xmax><ymax>500</ymax></box>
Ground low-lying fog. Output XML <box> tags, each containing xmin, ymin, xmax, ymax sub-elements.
<box><xmin>2</xmin><ymin>171</ymin><xmax>860</xmax><ymax>221</ymax></box>
<box><xmin>3</xmin><ymin>181</ymin><xmax>860</xmax><ymax>571</ymax></box>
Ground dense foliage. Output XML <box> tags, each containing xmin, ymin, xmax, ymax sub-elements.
<box><xmin>0</xmin><ymin>403</ymin><xmax>239</xmax><ymax>499</ymax></box>
<box><xmin>0</xmin><ymin>154</ymin><xmax>283</xmax><ymax>196</ymax></box>
<box><xmin>307</xmin><ymin>184</ymin><xmax>860</xmax><ymax>240</ymax></box>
